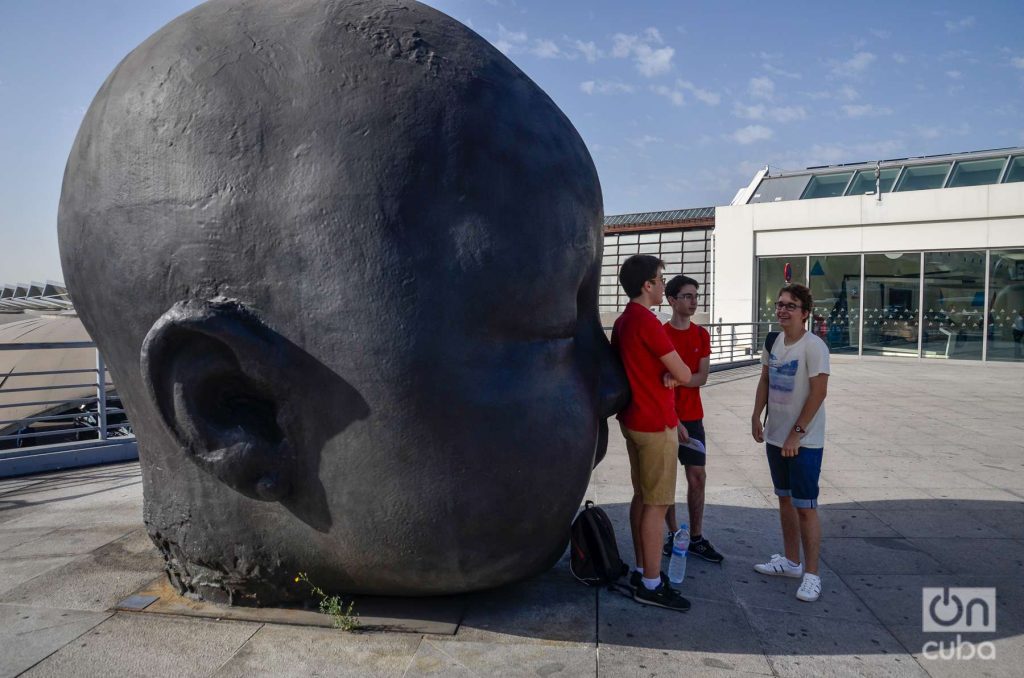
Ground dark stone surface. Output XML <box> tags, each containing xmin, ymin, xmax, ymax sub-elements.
<box><xmin>57</xmin><ymin>0</ymin><xmax>627</xmax><ymax>602</ymax></box>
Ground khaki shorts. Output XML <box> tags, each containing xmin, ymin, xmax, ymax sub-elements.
<box><xmin>619</xmin><ymin>423</ymin><xmax>678</xmax><ymax>506</ymax></box>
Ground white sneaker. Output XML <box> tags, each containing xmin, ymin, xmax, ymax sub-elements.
<box><xmin>796</xmin><ymin>573</ymin><xmax>822</xmax><ymax>602</ymax></box>
<box><xmin>753</xmin><ymin>554</ymin><xmax>803</xmax><ymax>578</ymax></box>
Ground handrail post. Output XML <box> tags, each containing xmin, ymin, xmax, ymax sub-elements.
<box><xmin>96</xmin><ymin>349</ymin><xmax>108</xmax><ymax>441</ymax></box>
<box><xmin>730</xmin><ymin>325</ymin><xmax>736</xmax><ymax>361</ymax></box>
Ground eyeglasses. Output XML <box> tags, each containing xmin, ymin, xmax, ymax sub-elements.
<box><xmin>672</xmin><ymin>293</ymin><xmax>700</xmax><ymax>301</ymax></box>
<box><xmin>775</xmin><ymin>301</ymin><xmax>803</xmax><ymax>311</ymax></box>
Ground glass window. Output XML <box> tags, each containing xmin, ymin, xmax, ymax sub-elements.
<box><xmin>894</xmin><ymin>163</ymin><xmax>951</xmax><ymax>192</ymax></box>
<box><xmin>748</xmin><ymin>175</ymin><xmax>810</xmax><ymax>203</ymax></box>
<box><xmin>801</xmin><ymin>172</ymin><xmax>854</xmax><ymax>200</ymax></box>
<box><xmin>660</xmin><ymin>231</ymin><xmax>682</xmax><ymax>242</ymax></box>
<box><xmin>684</xmin><ymin>228</ymin><xmax>709</xmax><ymax>241</ymax></box>
<box><xmin>639</xmin><ymin>233</ymin><xmax>660</xmax><ymax>243</ymax></box>
<box><xmin>862</xmin><ymin>253</ymin><xmax>920</xmax><ymax>357</ymax></box>
<box><xmin>845</xmin><ymin>168</ymin><xmax>899</xmax><ymax>196</ymax></box>
<box><xmin>988</xmin><ymin>249</ymin><xmax>1024</xmax><ymax>363</ymax></box>
<box><xmin>618</xmin><ymin>234</ymin><xmax>638</xmax><ymax>245</ymax></box>
<box><xmin>756</xmin><ymin>256</ymin><xmax>807</xmax><ymax>344</ymax></box>
<box><xmin>1004</xmin><ymin>156</ymin><xmax>1024</xmax><ymax>183</ymax></box>
<box><xmin>808</xmin><ymin>255</ymin><xmax>861</xmax><ymax>354</ymax></box>
<box><xmin>921</xmin><ymin>251</ymin><xmax>985</xmax><ymax>360</ymax></box>
<box><xmin>947</xmin><ymin>158</ymin><xmax>1007</xmax><ymax>188</ymax></box>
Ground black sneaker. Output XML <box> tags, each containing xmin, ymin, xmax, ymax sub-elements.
<box><xmin>633</xmin><ymin>580</ymin><xmax>691</xmax><ymax>612</ymax></box>
<box><xmin>688</xmin><ymin>537</ymin><xmax>724</xmax><ymax>564</ymax></box>
<box><xmin>629</xmin><ymin>570</ymin><xmax>670</xmax><ymax>591</ymax></box>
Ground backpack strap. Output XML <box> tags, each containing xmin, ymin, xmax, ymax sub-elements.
<box><xmin>761</xmin><ymin>331</ymin><xmax>779</xmax><ymax>426</ymax></box>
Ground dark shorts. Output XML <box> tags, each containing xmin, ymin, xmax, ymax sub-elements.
<box><xmin>765</xmin><ymin>444</ymin><xmax>823</xmax><ymax>509</ymax></box>
<box><xmin>677</xmin><ymin>419</ymin><xmax>706</xmax><ymax>467</ymax></box>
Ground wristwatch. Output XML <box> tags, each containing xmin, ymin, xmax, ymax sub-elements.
<box><xmin>793</xmin><ymin>424</ymin><xmax>806</xmax><ymax>436</ymax></box>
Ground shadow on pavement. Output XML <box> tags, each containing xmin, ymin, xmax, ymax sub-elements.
<box><xmin>459</xmin><ymin>498</ymin><xmax>1024</xmax><ymax>658</ymax></box>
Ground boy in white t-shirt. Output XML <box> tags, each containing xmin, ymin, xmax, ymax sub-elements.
<box><xmin>751</xmin><ymin>283</ymin><xmax>830</xmax><ymax>602</ymax></box>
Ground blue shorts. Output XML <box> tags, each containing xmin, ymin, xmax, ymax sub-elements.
<box><xmin>765</xmin><ymin>444</ymin><xmax>823</xmax><ymax>509</ymax></box>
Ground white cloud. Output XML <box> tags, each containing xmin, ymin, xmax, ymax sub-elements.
<box><xmin>945</xmin><ymin>70</ymin><xmax>962</xmax><ymax>79</ymax></box>
<box><xmin>735</xmin><ymin>103</ymin><xmax>806</xmax><ymax>122</ymax></box>
<box><xmin>804</xmin><ymin>85</ymin><xmax>858</xmax><ymax>101</ymax></box>
<box><xmin>915</xmin><ymin>123</ymin><xmax>970</xmax><ymax>139</ymax></box>
<box><xmin>770</xmin><ymin>105</ymin><xmax>807</xmax><ymax>122</ymax></box>
<box><xmin>831</xmin><ymin>51</ymin><xmax>876</xmax><ymax>78</ymax></box>
<box><xmin>945</xmin><ymin>16</ymin><xmax>975</xmax><ymax>33</ymax></box>
<box><xmin>531</xmin><ymin>39</ymin><xmax>561</xmax><ymax>58</ymax></box>
<box><xmin>612</xmin><ymin>30</ymin><xmax>675</xmax><ymax>77</ymax></box>
<box><xmin>575</xmin><ymin>40</ymin><xmax>601</xmax><ymax>63</ymax></box>
<box><xmin>677</xmin><ymin>80</ymin><xmax>720</xmax><ymax>105</ymax></box>
<box><xmin>869</xmin><ymin>29</ymin><xmax>891</xmax><ymax>39</ymax></box>
<box><xmin>1011</xmin><ymin>56</ymin><xmax>1024</xmax><ymax>69</ymax></box>
<box><xmin>652</xmin><ymin>85</ymin><xmax>684</xmax><ymax>106</ymax></box>
<box><xmin>734</xmin><ymin>103</ymin><xmax>765</xmax><ymax>120</ymax></box>
<box><xmin>493</xmin><ymin>24</ymin><xmax>528</xmax><ymax>54</ymax></box>
<box><xmin>764</xmin><ymin>63</ymin><xmax>801</xmax><ymax>79</ymax></box>
<box><xmin>749</xmin><ymin>76</ymin><xmax>775</xmax><ymax>100</ymax></box>
<box><xmin>630</xmin><ymin>134</ymin><xmax>664</xmax><ymax>149</ymax></box>
<box><xmin>580</xmin><ymin>80</ymin><xmax>634</xmax><ymax>95</ymax></box>
<box><xmin>892</xmin><ymin>52</ymin><xmax>908</xmax><ymax>64</ymax></box>
<box><xmin>842</xmin><ymin>104</ymin><xmax>893</xmax><ymax>118</ymax></box>
<box><xmin>730</xmin><ymin>125</ymin><xmax>774</xmax><ymax>144</ymax></box>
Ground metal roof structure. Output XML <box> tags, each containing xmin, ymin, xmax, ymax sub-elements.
<box><xmin>747</xmin><ymin>146</ymin><xmax>1024</xmax><ymax>205</ymax></box>
<box><xmin>604</xmin><ymin>207</ymin><xmax>715</xmax><ymax>227</ymax></box>
<box><xmin>0</xmin><ymin>281</ymin><xmax>72</xmax><ymax>313</ymax></box>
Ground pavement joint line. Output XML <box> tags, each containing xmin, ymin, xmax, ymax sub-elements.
<box><xmin>12</xmin><ymin>609</ymin><xmax>114</xmax><ymax>677</ymax></box>
<box><xmin>208</xmin><ymin>620</ymin><xmax>266</xmax><ymax>678</ymax></box>
<box><xmin>820</xmin><ymin>554</ymin><xmax>935</xmax><ymax>677</ymax></box>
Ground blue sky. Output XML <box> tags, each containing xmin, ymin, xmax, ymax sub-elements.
<box><xmin>1</xmin><ymin>0</ymin><xmax>1022</xmax><ymax>284</ymax></box>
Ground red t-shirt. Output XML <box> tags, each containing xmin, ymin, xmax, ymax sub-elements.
<box><xmin>663</xmin><ymin>322</ymin><xmax>711</xmax><ymax>421</ymax></box>
<box><xmin>611</xmin><ymin>302</ymin><xmax>677</xmax><ymax>432</ymax></box>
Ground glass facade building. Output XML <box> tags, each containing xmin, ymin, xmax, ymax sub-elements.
<box><xmin>756</xmin><ymin>249</ymin><xmax>1024</xmax><ymax>362</ymax></box>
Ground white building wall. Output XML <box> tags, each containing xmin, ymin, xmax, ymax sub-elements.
<box><xmin>713</xmin><ymin>182</ymin><xmax>1024</xmax><ymax>323</ymax></box>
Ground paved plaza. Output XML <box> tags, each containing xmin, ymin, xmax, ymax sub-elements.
<box><xmin>1</xmin><ymin>357</ymin><xmax>1022</xmax><ymax>677</ymax></box>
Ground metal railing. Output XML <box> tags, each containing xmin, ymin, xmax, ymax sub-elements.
<box><xmin>603</xmin><ymin>320</ymin><xmax>776</xmax><ymax>369</ymax></box>
<box><xmin>707</xmin><ymin>321</ymin><xmax>775</xmax><ymax>367</ymax></box>
<box><xmin>0</xmin><ymin>341</ymin><xmax>132</xmax><ymax>447</ymax></box>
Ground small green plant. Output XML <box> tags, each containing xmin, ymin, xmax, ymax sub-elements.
<box><xmin>294</xmin><ymin>572</ymin><xmax>360</xmax><ymax>631</ymax></box>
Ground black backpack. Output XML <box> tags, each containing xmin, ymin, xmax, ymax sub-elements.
<box><xmin>569</xmin><ymin>500</ymin><xmax>629</xmax><ymax>587</ymax></box>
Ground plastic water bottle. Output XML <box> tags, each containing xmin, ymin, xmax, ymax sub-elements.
<box><xmin>668</xmin><ymin>524</ymin><xmax>689</xmax><ymax>584</ymax></box>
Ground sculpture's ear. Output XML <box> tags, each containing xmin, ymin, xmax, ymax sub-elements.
<box><xmin>141</xmin><ymin>298</ymin><xmax>295</xmax><ymax>501</ymax></box>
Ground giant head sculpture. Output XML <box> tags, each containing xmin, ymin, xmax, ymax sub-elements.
<box><xmin>58</xmin><ymin>0</ymin><xmax>627</xmax><ymax>604</ymax></box>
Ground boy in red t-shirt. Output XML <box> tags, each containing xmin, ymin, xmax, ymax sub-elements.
<box><xmin>662</xmin><ymin>275</ymin><xmax>724</xmax><ymax>564</ymax></box>
<box><xmin>611</xmin><ymin>255</ymin><xmax>693</xmax><ymax>612</ymax></box>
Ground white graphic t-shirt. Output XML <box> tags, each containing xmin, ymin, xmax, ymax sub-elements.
<box><xmin>760</xmin><ymin>332</ymin><xmax>830</xmax><ymax>448</ymax></box>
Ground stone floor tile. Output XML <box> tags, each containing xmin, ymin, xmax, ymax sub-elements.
<box><xmin>0</xmin><ymin>604</ymin><xmax>111</xmax><ymax>678</ymax></box>
<box><xmin>21</xmin><ymin>613</ymin><xmax>260</xmax><ymax>678</ymax></box>
<box><xmin>212</xmin><ymin>624</ymin><xmax>421</xmax><ymax>678</ymax></box>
